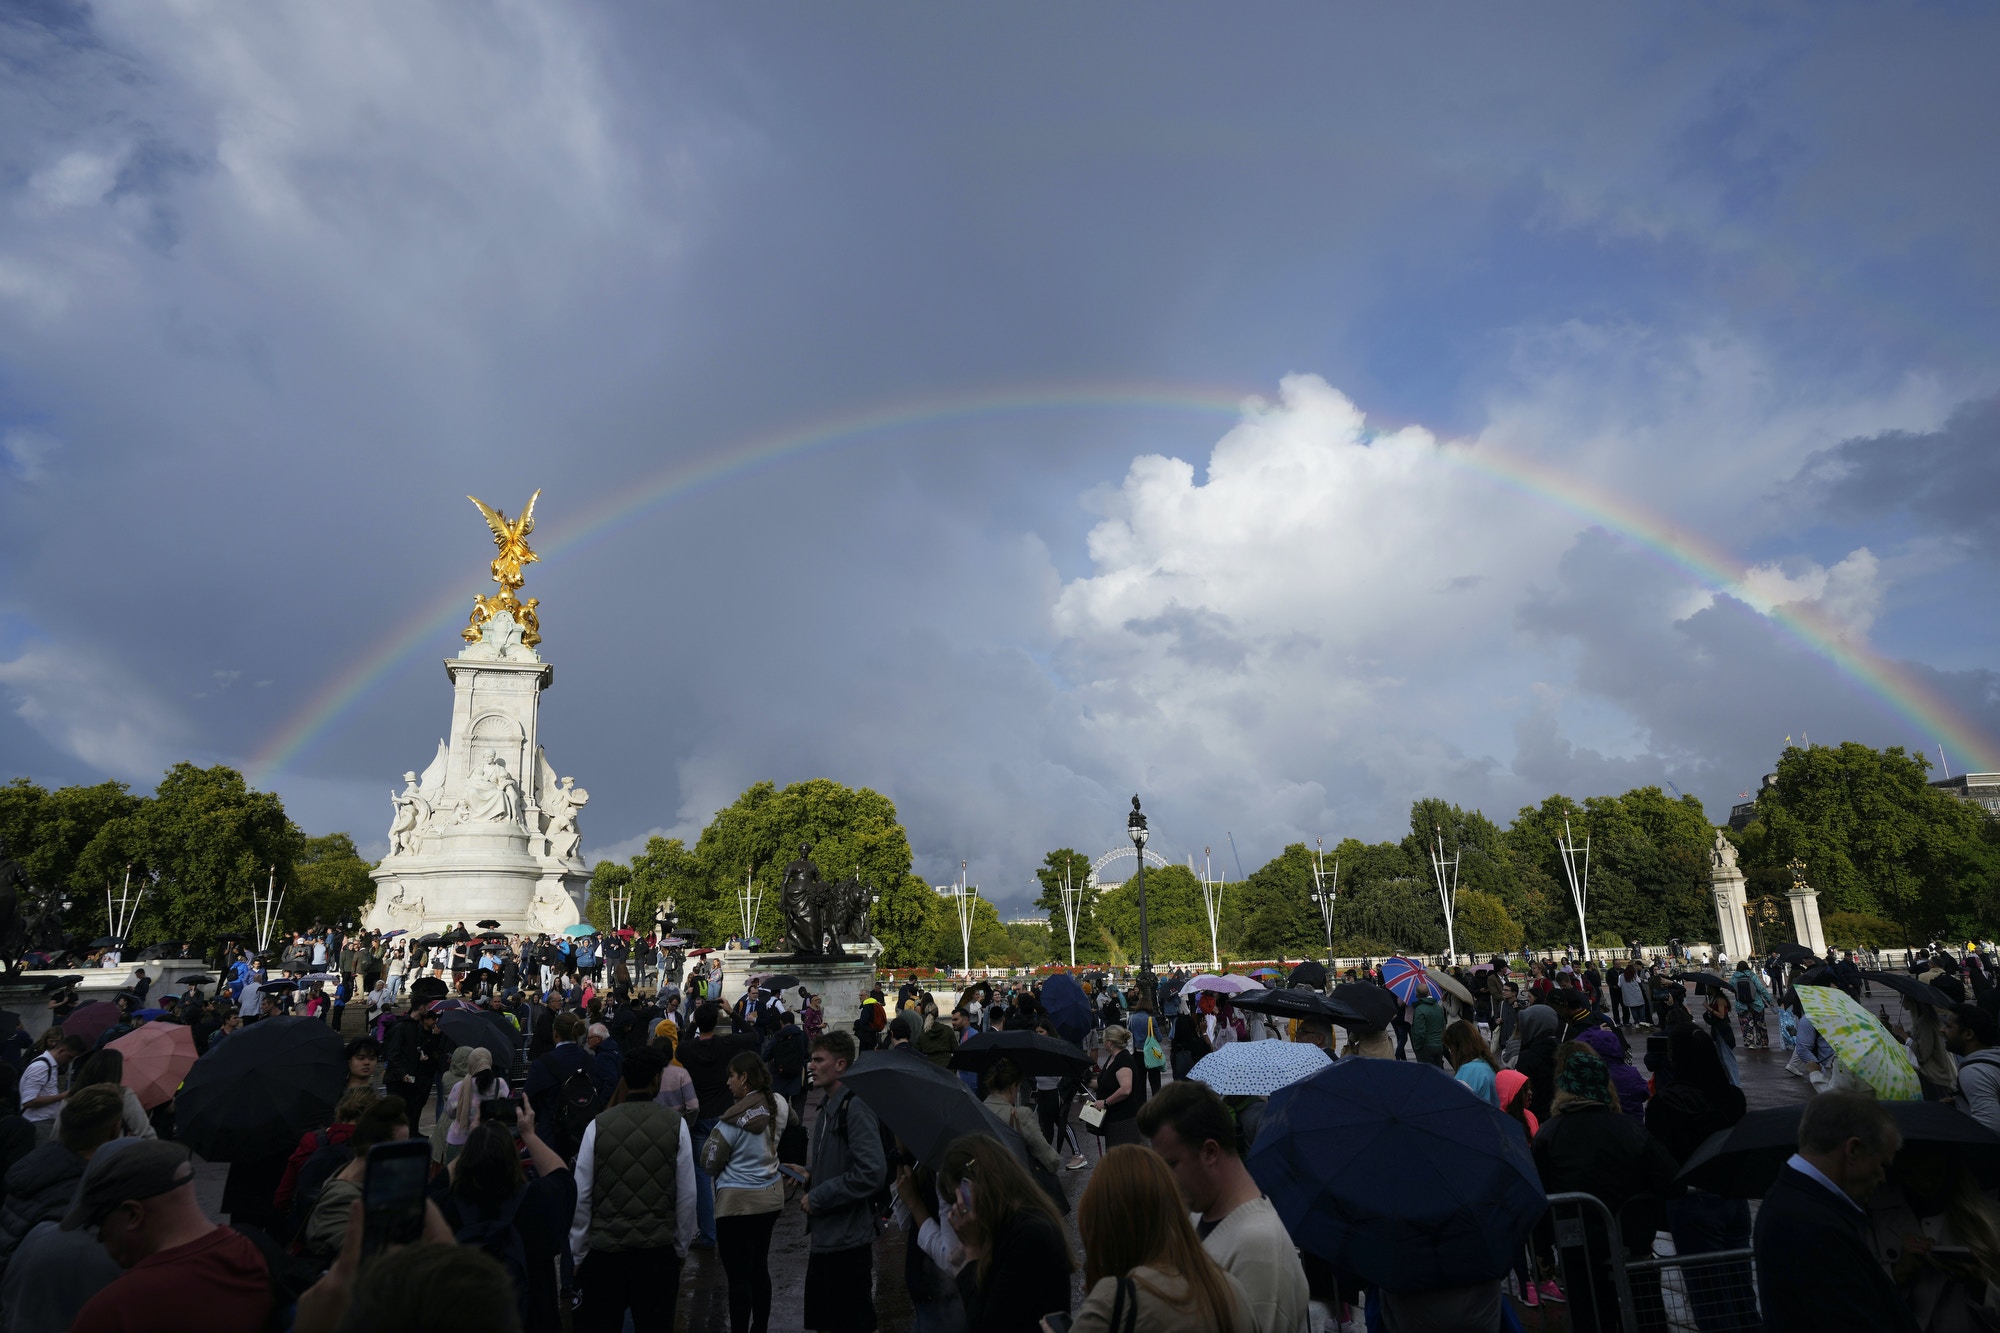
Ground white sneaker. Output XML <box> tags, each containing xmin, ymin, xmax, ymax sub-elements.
<box><xmin>1066</xmin><ymin>1154</ymin><xmax>1088</xmax><ymax>1170</ymax></box>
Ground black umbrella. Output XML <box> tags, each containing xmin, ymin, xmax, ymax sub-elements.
<box><xmin>1862</xmin><ymin>970</ymin><xmax>1955</xmax><ymax>1010</ymax></box>
<box><xmin>415</xmin><ymin>933</ymin><xmax>445</xmax><ymax>946</ymax></box>
<box><xmin>1232</xmin><ymin>987</ymin><xmax>1342</xmax><ymax>1022</ymax></box>
<box><xmin>443</xmin><ymin>929</ymin><xmax>471</xmax><ymax>944</ymax></box>
<box><xmin>1330</xmin><ymin>982</ymin><xmax>1399</xmax><ymax>1029</ymax></box>
<box><xmin>842</xmin><ymin>1048</ymin><xmax>1023</xmax><ymax>1170</ymax></box>
<box><xmin>476</xmin><ymin>920</ymin><xmax>502</xmax><ymax>930</ymax></box>
<box><xmin>178</xmin><ymin>975</ymin><xmax>216</xmax><ymax>987</ymax></box>
<box><xmin>1679</xmin><ymin>1101</ymin><xmax>2000</xmax><ymax>1199</ymax></box>
<box><xmin>86</xmin><ymin>936</ymin><xmax>124</xmax><ymax>950</ymax></box>
<box><xmin>1773</xmin><ymin>942</ymin><xmax>1818</xmax><ymax>965</ymax></box>
<box><xmin>408</xmin><ymin>977</ymin><xmax>449</xmax><ymax>1002</ymax></box>
<box><xmin>258</xmin><ymin>979</ymin><xmax>299</xmax><ymax>993</ymax></box>
<box><xmin>1249</xmin><ymin>1057</ymin><xmax>1546</xmax><ymax>1290</ymax></box>
<box><xmin>760</xmin><ymin>973</ymin><xmax>802</xmax><ymax>992</ymax></box>
<box><xmin>949</xmin><ymin>1030</ymin><xmax>1091</xmax><ymax>1078</ymax></box>
<box><xmin>1675</xmin><ymin>971</ymin><xmax>1729</xmax><ymax>990</ymax></box>
<box><xmin>476</xmin><ymin>931</ymin><xmax>509</xmax><ymax>943</ymax></box>
<box><xmin>1286</xmin><ymin>960</ymin><xmax>1329</xmax><ymax>991</ymax></box>
<box><xmin>42</xmin><ymin>975</ymin><xmax>84</xmax><ymax>994</ymax></box>
<box><xmin>176</xmin><ymin>1016</ymin><xmax>345</xmax><ymax>1161</ymax></box>
<box><xmin>438</xmin><ymin>1010</ymin><xmax>518</xmax><ymax>1070</ymax></box>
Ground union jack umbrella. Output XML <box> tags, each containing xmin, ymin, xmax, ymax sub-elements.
<box><xmin>1379</xmin><ymin>956</ymin><xmax>1441</xmax><ymax>1005</ymax></box>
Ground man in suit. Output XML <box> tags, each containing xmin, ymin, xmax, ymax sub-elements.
<box><xmin>1754</xmin><ymin>1091</ymin><xmax>1918</xmax><ymax>1332</ymax></box>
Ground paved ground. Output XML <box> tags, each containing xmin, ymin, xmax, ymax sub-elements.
<box><xmin>191</xmin><ymin>1028</ymin><xmax>1811</xmax><ymax>1332</ymax></box>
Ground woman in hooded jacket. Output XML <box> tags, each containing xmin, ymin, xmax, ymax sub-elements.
<box><xmin>1513</xmin><ymin>1004</ymin><xmax>1561</xmax><ymax>1120</ymax></box>
<box><xmin>1571</xmin><ymin>1024</ymin><xmax>1649</xmax><ymax>1120</ymax></box>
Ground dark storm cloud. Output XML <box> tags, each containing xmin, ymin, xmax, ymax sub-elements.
<box><xmin>1791</xmin><ymin>396</ymin><xmax>2000</xmax><ymax>559</ymax></box>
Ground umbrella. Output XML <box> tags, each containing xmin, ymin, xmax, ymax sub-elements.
<box><xmin>380</xmin><ymin>929</ymin><xmax>408</xmax><ymax>939</ymax></box>
<box><xmin>442</xmin><ymin>929</ymin><xmax>471</xmax><ymax>944</ymax></box>
<box><xmin>1379</xmin><ymin>958</ymin><xmax>1441</xmax><ymax>1005</ymax></box>
<box><xmin>258</xmin><ymin>979</ymin><xmax>300</xmax><ymax>994</ymax></box>
<box><xmin>108</xmin><ymin>1021</ymin><xmax>198</xmax><ymax>1110</ymax></box>
<box><xmin>408</xmin><ymin>977</ymin><xmax>449</xmax><ymax>1002</ymax></box>
<box><xmin>42</xmin><ymin>975</ymin><xmax>84</xmax><ymax>994</ymax></box>
<box><xmin>177</xmin><ymin>975</ymin><xmax>216</xmax><ymax>987</ymax></box>
<box><xmin>86</xmin><ymin>936</ymin><xmax>124</xmax><ymax>951</ymax></box>
<box><xmin>1230</xmin><ymin>987</ymin><xmax>1343</xmax><ymax>1023</ymax></box>
<box><xmin>615</xmin><ymin>928</ymin><xmax>636</xmax><ymax>939</ymax></box>
<box><xmin>428</xmin><ymin>998</ymin><xmax>482</xmax><ymax>1013</ymax></box>
<box><xmin>563</xmin><ymin>923</ymin><xmax>597</xmax><ymax>938</ymax></box>
<box><xmin>415</xmin><ymin>933</ymin><xmax>445</xmax><ymax>946</ymax></box>
<box><xmin>132</xmin><ymin>1008</ymin><xmax>168</xmax><ymax>1020</ymax></box>
<box><xmin>760</xmin><ymin>974</ymin><xmax>802</xmax><ymax>991</ymax></box>
<box><xmin>1247</xmin><ymin>967</ymin><xmax>1284</xmax><ymax>981</ymax></box>
<box><xmin>1774</xmin><ymin>942</ymin><xmax>1819</xmax><ymax>965</ymax></box>
<box><xmin>1679</xmin><ymin>1101</ymin><xmax>2000</xmax><ymax>1198</ymax></box>
<box><xmin>1182</xmin><ymin>973</ymin><xmax>1258</xmax><ymax>997</ymax></box>
<box><xmin>1674</xmin><ymin>971</ymin><xmax>1730</xmax><ymax>990</ymax></box>
<box><xmin>1287</xmin><ymin>960</ymin><xmax>1329</xmax><ymax>991</ymax></box>
<box><xmin>1796</xmin><ymin>985</ymin><xmax>1921</xmax><ymax>1100</ymax></box>
<box><xmin>1430</xmin><ymin>970</ymin><xmax>1476</xmax><ymax>1006</ymax></box>
<box><xmin>62</xmin><ymin>1001</ymin><xmax>122</xmax><ymax>1046</ymax></box>
<box><xmin>1039</xmin><ymin>973</ymin><xmax>1093</xmax><ymax>1045</ymax></box>
<box><xmin>1187</xmin><ymin>1042</ymin><xmax>1331</xmax><ymax>1096</ymax></box>
<box><xmin>842</xmin><ymin>1049</ymin><xmax>1023</xmax><ymax>1169</ymax></box>
<box><xmin>1862</xmin><ymin>970</ymin><xmax>1955</xmax><ymax>1011</ymax></box>
<box><xmin>949</xmin><ymin>1030</ymin><xmax>1092</xmax><ymax>1078</ymax></box>
<box><xmin>437</xmin><ymin>1009</ymin><xmax>517</xmax><ymax>1070</ymax></box>
<box><xmin>1330</xmin><ymin>982</ymin><xmax>1399</xmax><ymax>1029</ymax></box>
<box><xmin>176</xmin><ymin>1016</ymin><xmax>346</xmax><ymax>1161</ymax></box>
<box><xmin>476</xmin><ymin>920</ymin><xmax>502</xmax><ymax>930</ymax></box>
<box><xmin>1248</xmin><ymin>1058</ymin><xmax>1546</xmax><ymax>1290</ymax></box>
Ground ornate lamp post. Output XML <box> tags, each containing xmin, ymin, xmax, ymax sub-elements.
<box><xmin>1128</xmin><ymin>795</ymin><xmax>1155</xmax><ymax>1010</ymax></box>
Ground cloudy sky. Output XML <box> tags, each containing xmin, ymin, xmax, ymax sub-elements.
<box><xmin>3</xmin><ymin>3</ymin><xmax>1997</xmax><ymax>916</ymax></box>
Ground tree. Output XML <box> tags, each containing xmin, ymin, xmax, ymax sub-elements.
<box><xmin>875</xmin><ymin>873</ymin><xmax>944</xmax><ymax>968</ymax></box>
<box><xmin>1401</xmin><ymin>799</ymin><xmax>1515</xmax><ymax>956</ymax></box>
<box><xmin>0</xmin><ymin>777</ymin><xmax>143</xmax><ymax>901</ymax></box>
<box><xmin>1032</xmin><ymin>849</ymin><xmax>1100</xmax><ymax>962</ymax></box>
<box><xmin>1231</xmin><ymin>844</ymin><xmax>1323</xmax><ymax>960</ymax></box>
<box><xmin>1455</xmin><ymin>889</ymin><xmax>1524</xmax><ymax>954</ymax></box>
<box><xmin>288</xmin><ymin>833</ymin><xmax>376</xmax><ymax>931</ymax></box>
<box><xmin>1097</xmin><ymin>864</ymin><xmax>1214</xmax><ymax>966</ymax></box>
<box><xmin>1738</xmin><ymin>743</ymin><xmax>2000</xmax><ymax>940</ymax></box>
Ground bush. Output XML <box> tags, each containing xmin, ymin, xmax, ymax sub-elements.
<box><xmin>1823</xmin><ymin>911</ymin><xmax>1907</xmax><ymax>950</ymax></box>
<box><xmin>1456</xmin><ymin>890</ymin><xmax>1525</xmax><ymax>954</ymax></box>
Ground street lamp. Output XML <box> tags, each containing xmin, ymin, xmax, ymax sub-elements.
<box><xmin>1128</xmin><ymin>795</ymin><xmax>1155</xmax><ymax>1010</ymax></box>
<box><xmin>1309</xmin><ymin>838</ymin><xmax>1338</xmax><ymax>974</ymax></box>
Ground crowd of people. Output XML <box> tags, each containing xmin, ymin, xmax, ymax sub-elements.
<box><xmin>4</xmin><ymin>934</ymin><xmax>2000</xmax><ymax>1332</ymax></box>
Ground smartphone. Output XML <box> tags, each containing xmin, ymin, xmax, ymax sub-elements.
<box><xmin>1044</xmin><ymin>1315</ymin><xmax>1073</xmax><ymax>1333</ymax></box>
<box><xmin>481</xmin><ymin>1093</ymin><xmax>522</xmax><ymax>1130</ymax></box>
<box><xmin>362</xmin><ymin>1140</ymin><xmax>432</xmax><ymax>1257</ymax></box>
<box><xmin>777</xmin><ymin>1164</ymin><xmax>809</xmax><ymax>1185</ymax></box>
<box><xmin>956</xmin><ymin>1179</ymin><xmax>974</xmax><ymax>1214</ymax></box>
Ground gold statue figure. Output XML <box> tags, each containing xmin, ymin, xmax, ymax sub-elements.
<box><xmin>462</xmin><ymin>490</ymin><xmax>545</xmax><ymax>645</ymax></box>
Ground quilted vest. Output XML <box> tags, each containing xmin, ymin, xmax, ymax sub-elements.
<box><xmin>587</xmin><ymin>1101</ymin><xmax>680</xmax><ymax>1253</ymax></box>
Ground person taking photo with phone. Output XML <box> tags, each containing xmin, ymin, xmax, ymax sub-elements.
<box><xmin>938</xmin><ymin>1135</ymin><xmax>1072</xmax><ymax>1333</ymax></box>
<box><xmin>434</xmin><ymin>1094</ymin><xmax>573</xmax><ymax>1333</ymax></box>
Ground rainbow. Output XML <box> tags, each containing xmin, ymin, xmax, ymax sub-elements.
<box><xmin>248</xmin><ymin>382</ymin><xmax>1999</xmax><ymax>781</ymax></box>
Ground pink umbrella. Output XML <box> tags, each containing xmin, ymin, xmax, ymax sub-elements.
<box><xmin>1181</xmin><ymin>973</ymin><xmax>1258</xmax><ymax>996</ymax></box>
<box><xmin>61</xmin><ymin>1001</ymin><xmax>122</xmax><ymax>1046</ymax></box>
<box><xmin>108</xmin><ymin>1021</ymin><xmax>197</xmax><ymax>1109</ymax></box>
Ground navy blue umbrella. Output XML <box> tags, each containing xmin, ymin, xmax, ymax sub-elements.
<box><xmin>1039</xmin><ymin>973</ymin><xmax>1093</xmax><ymax>1045</ymax></box>
<box><xmin>1247</xmin><ymin>1057</ymin><xmax>1546</xmax><ymax>1291</ymax></box>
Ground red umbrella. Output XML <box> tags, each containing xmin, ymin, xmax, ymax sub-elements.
<box><xmin>62</xmin><ymin>1001</ymin><xmax>122</xmax><ymax>1046</ymax></box>
<box><xmin>108</xmin><ymin>1022</ymin><xmax>197</xmax><ymax>1109</ymax></box>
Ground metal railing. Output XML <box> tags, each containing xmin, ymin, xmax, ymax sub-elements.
<box><xmin>1526</xmin><ymin>1192</ymin><xmax>1763</xmax><ymax>1333</ymax></box>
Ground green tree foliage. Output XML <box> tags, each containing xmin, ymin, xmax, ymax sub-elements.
<box><xmin>876</xmin><ymin>873</ymin><xmax>944</xmax><ymax>968</ymax></box>
<box><xmin>1737</xmin><ymin>743</ymin><xmax>2000</xmax><ymax>939</ymax></box>
<box><xmin>1032</xmin><ymin>849</ymin><xmax>1101</xmax><ymax>961</ymax></box>
<box><xmin>1455</xmin><ymin>889</ymin><xmax>1524</xmax><ymax>953</ymax></box>
<box><xmin>0</xmin><ymin>778</ymin><xmax>144</xmax><ymax>899</ymax></box>
<box><xmin>1098</xmin><ymin>864</ymin><xmax>1219</xmax><ymax>966</ymax></box>
<box><xmin>1228</xmin><ymin>843</ymin><xmax>1323</xmax><ymax>959</ymax></box>
<box><xmin>288</xmin><ymin>833</ymin><xmax>377</xmax><ymax>931</ymax></box>
<box><xmin>1505</xmin><ymin>787</ymin><xmax>1714</xmax><ymax>951</ymax></box>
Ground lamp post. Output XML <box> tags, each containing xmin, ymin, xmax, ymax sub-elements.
<box><xmin>1128</xmin><ymin>795</ymin><xmax>1155</xmax><ymax>1011</ymax></box>
<box><xmin>1309</xmin><ymin>838</ymin><xmax>1338</xmax><ymax>974</ymax></box>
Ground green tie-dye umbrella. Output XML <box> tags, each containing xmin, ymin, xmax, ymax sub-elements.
<box><xmin>1796</xmin><ymin>984</ymin><xmax>1921</xmax><ymax>1101</ymax></box>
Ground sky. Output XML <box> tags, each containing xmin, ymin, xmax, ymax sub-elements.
<box><xmin>2</xmin><ymin>2</ymin><xmax>1997</xmax><ymax>918</ymax></box>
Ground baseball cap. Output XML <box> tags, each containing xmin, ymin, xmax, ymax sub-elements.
<box><xmin>61</xmin><ymin>1140</ymin><xmax>195</xmax><ymax>1230</ymax></box>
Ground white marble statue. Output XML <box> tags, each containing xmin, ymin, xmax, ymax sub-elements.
<box><xmin>468</xmin><ymin>754</ymin><xmax>525</xmax><ymax>825</ymax></box>
<box><xmin>543</xmin><ymin>776</ymin><xmax>588</xmax><ymax>861</ymax></box>
<box><xmin>1712</xmin><ymin>829</ymin><xmax>1740</xmax><ymax>875</ymax></box>
<box><xmin>387</xmin><ymin>772</ymin><xmax>431</xmax><ymax>857</ymax></box>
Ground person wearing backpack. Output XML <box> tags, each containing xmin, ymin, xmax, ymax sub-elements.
<box><xmin>1729</xmin><ymin>960</ymin><xmax>1772</xmax><ymax>1050</ymax></box>
<box><xmin>524</xmin><ymin>1012</ymin><xmax>597</xmax><ymax>1161</ymax></box>
<box><xmin>568</xmin><ymin>1048</ymin><xmax>694</xmax><ymax>1333</ymax></box>
<box><xmin>799</xmin><ymin>1029</ymin><xmax>887</xmax><ymax>1333</ymax></box>
<box><xmin>299</xmin><ymin>1098</ymin><xmax>410</xmax><ymax>1265</ymax></box>
<box><xmin>432</xmin><ymin>1101</ymin><xmax>573</xmax><ymax>1333</ymax></box>
<box><xmin>273</xmin><ymin>1087</ymin><xmax>377</xmax><ymax>1230</ymax></box>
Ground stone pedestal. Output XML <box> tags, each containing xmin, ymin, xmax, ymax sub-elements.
<box><xmin>1709</xmin><ymin>854</ymin><xmax>1755</xmax><ymax>967</ymax></box>
<box><xmin>6</xmin><ymin>960</ymin><xmax>211</xmax><ymax>1044</ymax></box>
<box><xmin>713</xmin><ymin>946</ymin><xmax>881</xmax><ymax>1033</ymax></box>
<box><xmin>1789</xmin><ymin>886</ymin><xmax>1827</xmax><ymax>954</ymax></box>
<box><xmin>365</xmin><ymin>611</ymin><xmax>591</xmax><ymax>935</ymax></box>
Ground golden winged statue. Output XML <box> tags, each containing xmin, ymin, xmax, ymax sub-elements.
<box><xmin>462</xmin><ymin>490</ymin><xmax>545</xmax><ymax>647</ymax></box>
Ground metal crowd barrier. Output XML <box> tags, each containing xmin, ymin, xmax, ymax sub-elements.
<box><xmin>1529</xmin><ymin>1192</ymin><xmax>1763</xmax><ymax>1333</ymax></box>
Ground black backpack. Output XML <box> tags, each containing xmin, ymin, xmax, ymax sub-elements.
<box><xmin>1734</xmin><ymin>975</ymin><xmax>1756</xmax><ymax>1006</ymax></box>
<box><xmin>446</xmin><ymin>1191</ymin><xmax>533</xmax><ymax>1325</ymax></box>
<box><xmin>553</xmin><ymin>1066</ymin><xmax>599</xmax><ymax>1151</ymax></box>
<box><xmin>284</xmin><ymin>1129</ymin><xmax>353</xmax><ymax>1243</ymax></box>
<box><xmin>768</xmin><ymin>1029</ymin><xmax>806</xmax><ymax>1081</ymax></box>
